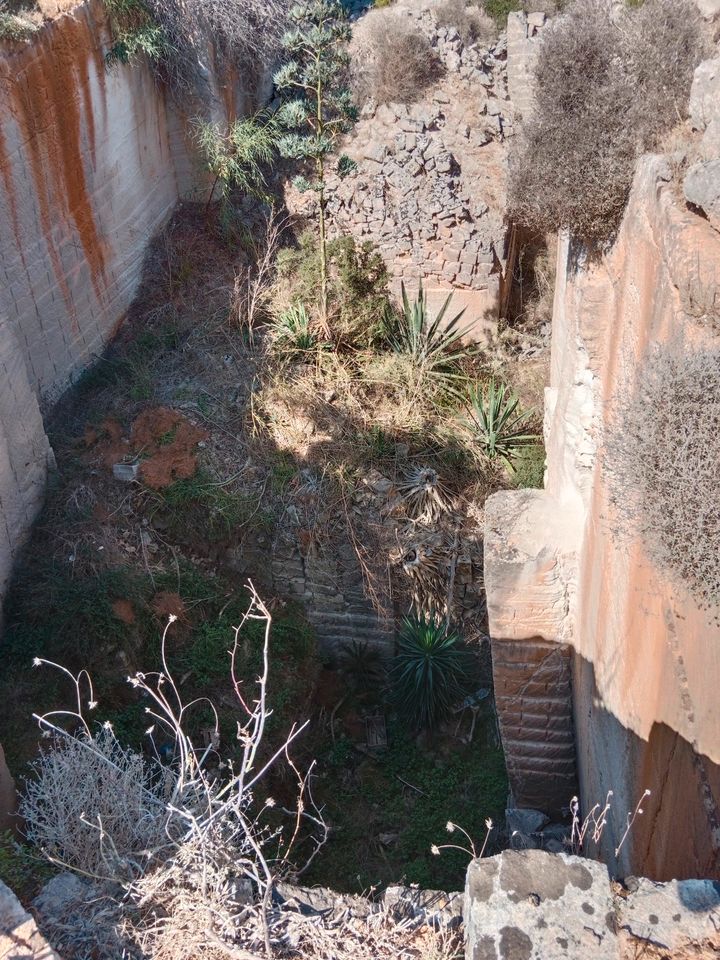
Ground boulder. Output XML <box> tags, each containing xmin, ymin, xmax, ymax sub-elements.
<box><xmin>464</xmin><ymin>850</ymin><xmax>617</xmax><ymax>960</ymax></box>
<box><xmin>0</xmin><ymin>880</ymin><xmax>59</xmax><ymax>960</ymax></box>
<box><xmin>689</xmin><ymin>58</ymin><xmax>720</xmax><ymax>131</ymax></box>
<box><xmin>684</xmin><ymin>159</ymin><xmax>720</xmax><ymax>232</ymax></box>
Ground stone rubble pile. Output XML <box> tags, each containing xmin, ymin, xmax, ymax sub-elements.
<box><xmin>326</xmin><ymin>9</ymin><xmax>512</xmax><ymax>298</ymax></box>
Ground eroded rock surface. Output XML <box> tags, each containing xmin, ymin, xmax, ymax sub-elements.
<box><xmin>465</xmin><ymin>851</ymin><xmax>720</xmax><ymax>960</ymax></box>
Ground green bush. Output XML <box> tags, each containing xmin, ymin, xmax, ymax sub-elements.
<box><xmin>277</xmin><ymin>232</ymin><xmax>392</xmax><ymax>342</ymax></box>
<box><xmin>512</xmin><ymin>444</ymin><xmax>546</xmax><ymax>489</ymax></box>
<box><xmin>465</xmin><ymin>378</ymin><xmax>538</xmax><ymax>469</ymax></box>
<box><xmin>391</xmin><ymin>616</ymin><xmax>469</xmax><ymax>731</ymax></box>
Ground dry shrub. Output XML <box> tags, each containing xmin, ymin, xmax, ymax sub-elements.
<box><xmin>435</xmin><ymin>0</ymin><xmax>496</xmax><ymax>46</ymax></box>
<box><xmin>353</xmin><ymin>14</ymin><xmax>444</xmax><ymax>106</ymax></box>
<box><xmin>604</xmin><ymin>346</ymin><xmax>720</xmax><ymax>612</ymax></box>
<box><xmin>509</xmin><ymin>0</ymin><xmax>707</xmax><ymax>245</ymax></box>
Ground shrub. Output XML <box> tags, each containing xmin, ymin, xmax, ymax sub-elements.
<box><xmin>604</xmin><ymin>346</ymin><xmax>720</xmax><ymax>611</ymax></box>
<box><xmin>194</xmin><ymin>111</ymin><xmax>280</xmax><ymax>208</ymax></box>
<box><xmin>391</xmin><ymin>616</ymin><xmax>468</xmax><ymax>731</ymax></box>
<box><xmin>387</xmin><ymin>281</ymin><xmax>477</xmax><ymax>395</ymax></box>
<box><xmin>103</xmin><ymin>0</ymin><xmax>290</xmax><ymax>95</ymax></box>
<box><xmin>435</xmin><ymin>0</ymin><xmax>496</xmax><ymax>45</ymax></box>
<box><xmin>0</xmin><ymin>2</ymin><xmax>36</xmax><ymax>40</ymax></box>
<box><xmin>465</xmin><ymin>378</ymin><xmax>538</xmax><ymax>469</ymax></box>
<box><xmin>512</xmin><ymin>443</ymin><xmax>546</xmax><ymax>489</ymax></box>
<box><xmin>508</xmin><ymin>0</ymin><xmax>707</xmax><ymax>244</ymax></box>
<box><xmin>276</xmin><ymin>231</ymin><xmax>392</xmax><ymax>342</ymax></box>
<box><xmin>353</xmin><ymin>14</ymin><xmax>444</xmax><ymax>106</ymax></box>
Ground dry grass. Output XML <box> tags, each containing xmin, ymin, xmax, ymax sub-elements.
<box><xmin>352</xmin><ymin>13</ymin><xmax>444</xmax><ymax>106</ymax></box>
<box><xmin>435</xmin><ymin>0</ymin><xmax>496</xmax><ymax>46</ymax></box>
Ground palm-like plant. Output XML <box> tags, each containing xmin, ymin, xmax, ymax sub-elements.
<box><xmin>465</xmin><ymin>378</ymin><xmax>538</xmax><ymax>470</ymax></box>
<box><xmin>389</xmin><ymin>282</ymin><xmax>477</xmax><ymax>393</ymax></box>
<box><xmin>270</xmin><ymin>304</ymin><xmax>317</xmax><ymax>357</ymax></box>
<box><xmin>391</xmin><ymin>615</ymin><xmax>468</xmax><ymax>731</ymax></box>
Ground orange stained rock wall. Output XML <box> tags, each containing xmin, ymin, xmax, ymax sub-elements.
<box><xmin>485</xmin><ymin>155</ymin><xmax>720</xmax><ymax>881</ymax></box>
<box><xmin>0</xmin><ymin>1</ymin><xmax>261</xmax><ymax>619</ymax></box>
<box><xmin>0</xmin><ymin>1</ymin><xmax>197</xmax><ymax>405</ymax></box>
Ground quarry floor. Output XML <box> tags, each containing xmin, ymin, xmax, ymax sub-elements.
<box><xmin>1</xmin><ymin>203</ymin><xmax>549</xmax><ymax>897</ymax></box>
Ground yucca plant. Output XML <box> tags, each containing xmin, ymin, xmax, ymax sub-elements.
<box><xmin>388</xmin><ymin>282</ymin><xmax>477</xmax><ymax>393</ymax></box>
<box><xmin>391</xmin><ymin>615</ymin><xmax>468</xmax><ymax>731</ymax></box>
<box><xmin>465</xmin><ymin>378</ymin><xmax>538</xmax><ymax>470</ymax></box>
<box><xmin>270</xmin><ymin>304</ymin><xmax>316</xmax><ymax>358</ymax></box>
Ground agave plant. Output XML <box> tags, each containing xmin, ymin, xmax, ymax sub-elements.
<box><xmin>391</xmin><ymin>615</ymin><xmax>468</xmax><ymax>731</ymax></box>
<box><xmin>465</xmin><ymin>378</ymin><xmax>538</xmax><ymax>469</ymax></box>
<box><xmin>270</xmin><ymin>303</ymin><xmax>316</xmax><ymax>357</ymax></box>
<box><xmin>389</xmin><ymin>282</ymin><xmax>477</xmax><ymax>392</ymax></box>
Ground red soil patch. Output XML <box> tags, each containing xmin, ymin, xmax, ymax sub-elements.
<box><xmin>151</xmin><ymin>591</ymin><xmax>187</xmax><ymax>624</ymax></box>
<box><xmin>84</xmin><ymin>408</ymin><xmax>207</xmax><ymax>490</ymax></box>
<box><xmin>132</xmin><ymin>408</ymin><xmax>207</xmax><ymax>490</ymax></box>
<box><xmin>112</xmin><ymin>598</ymin><xmax>136</xmax><ymax>624</ymax></box>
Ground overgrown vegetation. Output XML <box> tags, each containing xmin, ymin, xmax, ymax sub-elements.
<box><xmin>391</xmin><ymin>617</ymin><xmax>469</xmax><ymax>731</ymax></box>
<box><xmin>102</xmin><ymin>0</ymin><xmax>290</xmax><ymax>94</ymax></box>
<box><xmin>0</xmin><ymin>0</ymin><xmax>36</xmax><ymax>40</ymax></box>
<box><xmin>509</xmin><ymin>0</ymin><xmax>707</xmax><ymax>244</ymax></box>
<box><xmin>194</xmin><ymin>111</ymin><xmax>280</xmax><ymax>215</ymax></box>
<box><xmin>605</xmin><ymin>346</ymin><xmax>720</xmax><ymax>612</ymax></box>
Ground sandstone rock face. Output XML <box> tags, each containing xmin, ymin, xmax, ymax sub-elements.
<box><xmin>464</xmin><ymin>850</ymin><xmax>720</xmax><ymax>960</ymax></box>
<box><xmin>0</xmin><ymin>880</ymin><xmax>59</xmax><ymax>960</ymax></box>
<box><xmin>506</xmin><ymin>11</ymin><xmax>548</xmax><ymax>124</ymax></box>
<box><xmin>485</xmin><ymin>153</ymin><xmax>720</xmax><ymax>881</ymax></box>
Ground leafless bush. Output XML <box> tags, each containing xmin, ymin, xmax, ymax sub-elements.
<box><xmin>604</xmin><ymin>346</ymin><xmax>720</xmax><ymax>611</ymax></box>
<box><xmin>435</xmin><ymin>0</ymin><xmax>496</xmax><ymax>47</ymax></box>
<box><xmin>353</xmin><ymin>14</ymin><xmax>444</xmax><ymax>106</ymax></box>
<box><xmin>22</xmin><ymin>726</ymin><xmax>171</xmax><ymax>882</ymax></box>
<box><xmin>231</xmin><ymin>209</ymin><xmax>289</xmax><ymax>344</ymax></box>
<box><xmin>21</xmin><ymin>585</ymin><xmax>327</xmax><ymax>959</ymax></box>
<box><xmin>113</xmin><ymin>0</ymin><xmax>291</xmax><ymax>101</ymax></box>
<box><xmin>509</xmin><ymin>0</ymin><xmax>707</xmax><ymax>244</ymax></box>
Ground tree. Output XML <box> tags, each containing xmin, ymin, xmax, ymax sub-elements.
<box><xmin>274</xmin><ymin>0</ymin><xmax>357</xmax><ymax>334</ymax></box>
<box><xmin>194</xmin><ymin>110</ymin><xmax>280</xmax><ymax>223</ymax></box>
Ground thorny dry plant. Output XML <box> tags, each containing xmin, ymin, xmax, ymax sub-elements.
<box><xmin>232</xmin><ymin>210</ymin><xmax>290</xmax><ymax>345</ymax></box>
<box><xmin>604</xmin><ymin>345</ymin><xmax>720</xmax><ymax>613</ymax></box>
<box><xmin>22</xmin><ymin>584</ymin><xmax>328</xmax><ymax>959</ymax></box>
<box><xmin>569</xmin><ymin>789</ymin><xmax>651</xmax><ymax>858</ymax></box>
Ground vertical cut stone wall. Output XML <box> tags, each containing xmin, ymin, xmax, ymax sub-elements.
<box><xmin>485</xmin><ymin>154</ymin><xmax>720</xmax><ymax>881</ymax></box>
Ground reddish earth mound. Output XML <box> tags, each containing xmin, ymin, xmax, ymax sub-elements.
<box><xmin>85</xmin><ymin>407</ymin><xmax>207</xmax><ymax>489</ymax></box>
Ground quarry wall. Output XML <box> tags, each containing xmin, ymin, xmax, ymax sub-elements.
<box><xmin>0</xmin><ymin>1</ymin><xmax>257</xmax><ymax>621</ymax></box>
<box><xmin>485</xmin><ymin>153</ymin><xmax>720</xmax><ymax>880</ymax></box>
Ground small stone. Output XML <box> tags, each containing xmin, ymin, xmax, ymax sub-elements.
<box><xmin>113</xmin><ymin>462</ymin><xmax>140</xmax><ymax>482</ymax></box>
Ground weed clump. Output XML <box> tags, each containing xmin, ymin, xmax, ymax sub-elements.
<box><xmin>435</xmin><ymin>0</ymin><xmax>496</xmax><ymax>45</ymax></box>
<box><xmin>604</xmin><ymin>346</ymin><xmax>720</xmax><ymax>611</ymax></box>
<box><xmin>0</xmin><ymin>2</ymin><xmax>36</xmax><ymax>40</ymax></box>
<box><xmin>352</xmin><ymin>13</ymin><xmax>444</xmax><ymax>106</ymax></box>
<box><xmin>508</xmin><ymin>0</ymin><xmax>707</xmax><ymax>244</ymax></box>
